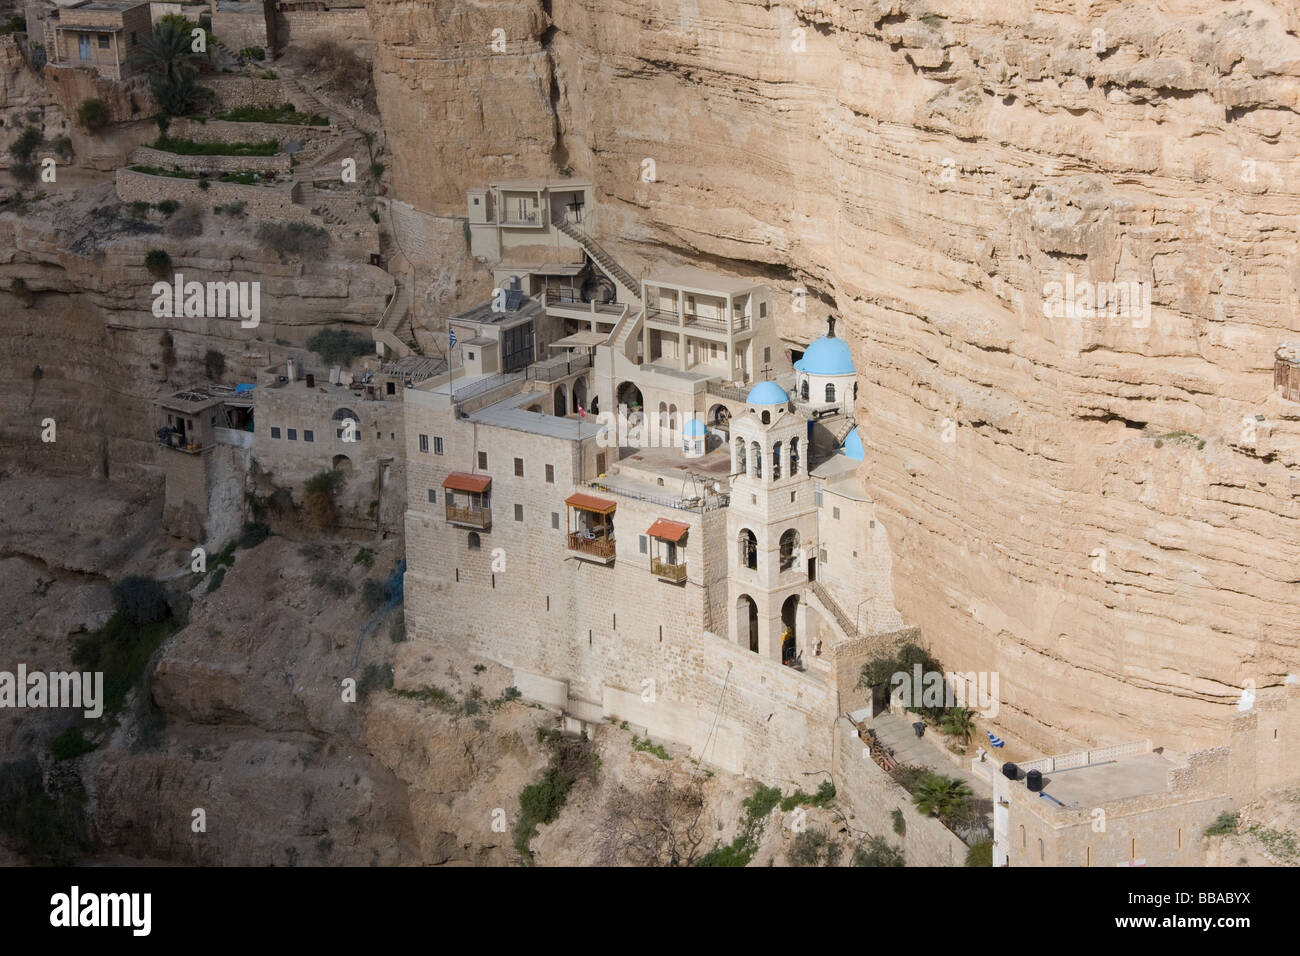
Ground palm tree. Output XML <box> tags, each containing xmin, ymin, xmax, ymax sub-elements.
<box><xmin>940</xmin><ymin>706</ymin><xmax>976</xmax><ymax>745</ymax></box>
<box><xmin>911</xmin><ymin>774</ymin><xmax>973</xmax><ymax>819</ymax></box>
<box><xmin>130</xmin><ymin>19</ymin><xmax>202</xmax><ymax>117</ymax></box>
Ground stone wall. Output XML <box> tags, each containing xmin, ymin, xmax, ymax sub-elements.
<box><xmin>130</xmin><ymin>145</ymin><xmax>291</xmax><ymax>176</ymax></box>
<box><xmin>116</xmin><ymin>166</ymin><xmax>300</xmax><ymax>217</ymax></box>
<box><xmin>202</xmin><ymin>74</ymin><xmax>285</xmax><ymax>111</ymax></box>
<box><xmin>160</xmin><ymin>445</ymin><xmax>209</xmax><ymax>541</ymax></box>
<box><xmin>275</xmin><ymin>8</ymin><xmax>370</xmax><ymax>54</ymax></box>
<box><xmin>831</xmin><ymin>720</ymin><xmax>966</xmax><ymax>866</ymax></box>
<box><xmin>212</xmin><ymin>10</ymin><xmax>269</xmax><ymax>52</ymax></box>
<box><xmin>171</xmin><ymin>116</ymin><xmax>337</xmax><ymax>148</ymax></box>
<box><xmin>43</xmin><ymin>62</ymin><xmax>153</xmax><ymax>126</ymax></box>
<box><xmin>830</xmin><ymin>626</ymin><xmax>921</xmax><ymax>713</ymax></box>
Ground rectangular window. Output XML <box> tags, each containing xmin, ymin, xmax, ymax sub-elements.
<box><xmin>428</xmin><ymin>489</ymin><xmax>436</xmax><ymax>503</ymax></box>
<box><xmin>551</xmin><ymin>512</ymin><xmax>559</xmax><ymax>529</ymax></box>
<box><xmin>639</xmin><ymin>535</ymin><xmax>648</xmax><ymax>554</ymax></box>
<box><xmin>130</xmin><ymin>31</ymin><xmax>137</xmax><ymax>45</ymax></box>
<box><xmin>833</xmin><ymin>506</ymin><xmax>841</xmax><ymax>519</ymax></box>
<box><xmin>478</xmin><ymin>451</ymin><xmax>487</xmax><ymax>470</ymax></box>
<box><xmin>760</xmin><ymin>301</ymin><xmax>768</xmax><ymax>317</ymax></box>
<box><xmin>270</xmin><ymin>426</ymin><xmax>281</xmax><ymax>439</ymax></box>
<box><xmin>304</xmin><ymin>430</ymin><xmax>314</xmax><ymax>442</ymax></box>
<box><xmin>814</xmin><ymin>484</ymin><xmax>823</xmax><ymax>507</ymax></box>
<box><xmin>545</xmin><ymin>464</ymin><xmax>554</xmax><ymax>483</ymax></box>
<box><xmin>434</xmin><ymin>437</ymin><xmax>444</xmax><ymax>455</ymax></box>
<box><xmin>97</xmin><ymin>35</ymin><xmax>109</xmax><ymax>48</ymax></box>
<box><xmin>287</xmin><ymin>429</ymin><xmax>297</xmax><ymax>441</ymax></box>
<box><xmin>514</xmin><ymin>457</ymin><xmax>524</xmax><ymax>477</ymax></box>
<box><xmin>514</xmin><ymin>503</ymin><xmax>523</xmax><ymax>522</ymax></box>
<box><xmin>419</xmin><ymin>434</ymin><xmax>429</xmax><ymax>453</ymax></box>
<box><xmin>790</xmin><ymin>491</ymin><xmax>796</xmax><ymax>503</ymax></box>
<box><xmin>387</xmin><ymin>381</ymin><xmax>396</xmax><ymax>395</ymax></box>
<box><xmin>446</xmin><ymin>490</ymin><xmax>455</xmax><ymax>506</ymax></box>
<box><xmin>764</xmin><ymin>346</ymin><xmax>771</xmax><ymax>363</ymax></box>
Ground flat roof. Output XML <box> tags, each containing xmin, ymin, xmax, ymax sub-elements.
<box><xmin>451</xmin><ymin>296</ymin><xmax>541</xmax><ymax>326</ymax></box>
<box><xmin>1032</xmin><ymin>752</ymin><xmax>1175</xmax><ymax>809</ymax></box>
<box><xmin>644</xmin><ymin>266</ymin><xmax>763</xmax><ymax>295</ymax></box>
<box><xmin>500</xmin><ymin>261</ymin><xmax>585</xmax><ymax>276</ymax></box>
<box><xmin>550</xmin><ymin>331</ymin><xmax>607</xmax><ymax>349</ymax></box>
<box><xmin>491</xmin><ymin>177</ymin><xmax>592</xmax><ymax>191</ymax></box>
<box><xmin>67</xmin><ymin>0</ymin><xmax>147</xmax><ymax>10</ymax></box>
<box><xmin>464</xmin><ymin>391</ymin><xmax>598</xmax><ymax>441</ymax></box>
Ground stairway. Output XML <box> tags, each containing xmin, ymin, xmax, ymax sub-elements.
<box><xmin>832</xmin><ymin>417</ymin><xmax>856</xmax><ymax>444</ymax></box>
<box><xmin>555</xmin><ymin>220</ymin><xmax>640</xmax><ymax>300</ymax></box>
<box><xmin>809</xmin><ymin>580</ymin><xmax>857</xmax><ymax>640</ymax></box>
<box><xmin>372</xmin><ymin>276</ymin><xmax>418</xmax><ymax>356</ymax></box>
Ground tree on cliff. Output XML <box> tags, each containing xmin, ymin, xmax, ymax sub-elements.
<box><xmin>130</xmin><ymin>19</ymin><xmax>202</xmax><ymax>117</ymax></box>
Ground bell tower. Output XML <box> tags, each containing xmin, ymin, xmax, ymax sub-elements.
<box><xmin>726</xmin><ymin>382</ymin><xmax>818</xmax><ymax>662</ymax></box>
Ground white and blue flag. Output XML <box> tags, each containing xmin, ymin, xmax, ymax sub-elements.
<box><xmin>987</xmin><ymin>731</ymin><xmax>1005</xmax><ymax>748</ymax></box>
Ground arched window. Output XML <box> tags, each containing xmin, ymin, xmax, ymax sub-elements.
<box><xmin>761</xmin><ymin>410</ymin><xmax>770</xmax><ymax>425</ymax></box>
<box><xmin>790</xmin><ymin>436</ymin><xmax>800</xmax><ymax>475</ymax></box>
<box><xmin>779</xmin><ymin>529</ymin><xmax>799</xmax><ymax>571</ymax></box>
<box><xmin>734</xmin><ymin>437</ymin><xmax>747</xmax><ymax>475</ymax></box>
<box><xmin>467</xmin><ymin>532</ymin><xmax>481</xmax><ymax>551</ymax></box>
<box><xmin>738</xmin><ymin>529</ymin><xmax>757</xmax><ymax>570</ymax></box>
<box><xmin>772</xmin><ymin>441</ymin><xmax>782</xmax><ymax>480</ymax></box>
<box><xmin>750</xmin><ymin>441</ymin><xmax>762</xmax><ymax>479</ymax></box>
<box><xmin>825</xmin><ymin>383</ymin><xmax>836</xmax><ymax>403</ymax></box>
<box><xmin>800</xmin><ymin>378</ymin><xmax>809</xmax><ymax>401</ymax></box>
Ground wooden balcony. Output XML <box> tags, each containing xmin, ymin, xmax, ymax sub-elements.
<box><xmin>446</xmin><ymin>504</ymin><xmax>491</xmax><ymax>529</ymax></box>
<box><xmin>567</xmin><ymin>532</ymin><xmax>615</xmax><ymax>563</ymax></box>
<box><xmin>650</xmin><ymin>557</ymin><xmax>686</xmax><ymax>583</ymax></box>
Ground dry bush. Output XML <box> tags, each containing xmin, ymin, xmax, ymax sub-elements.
<box><xmin>299</xmin><ymin>39</ymin><xmax>374</xmax><ymax>108</ymax></box>
<box><xmin>597</xmin><ymin>772</ymin><xmax>708</xmax><ymax>866</ymax></box>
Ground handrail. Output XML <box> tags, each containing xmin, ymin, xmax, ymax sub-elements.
<box><xmin>810</xmin><ymin>580</ymin><xmax>857</xmax><ymax>639</ymax></box>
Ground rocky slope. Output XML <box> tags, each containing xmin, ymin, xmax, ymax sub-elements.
<box><xmin>367</xmin><ymin>0</ymin><xmax>1300</xmax><ymax>754</ymax></box>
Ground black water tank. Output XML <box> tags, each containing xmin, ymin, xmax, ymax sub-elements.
<box><xmin>1001</xmin><ymin>762</ymin><xmax>1018</xmax><ymax>780</ymax></box>
<box><xmin>1027</xmin><ymin>769</ymin><xmax>1043</xmax><ymax>792</ymax></box>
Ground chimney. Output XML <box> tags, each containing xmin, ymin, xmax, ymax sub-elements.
<box><xmin>827</xmin><ymin>315</ymin><xmax>837</xmax><ymax>338</ymax></box>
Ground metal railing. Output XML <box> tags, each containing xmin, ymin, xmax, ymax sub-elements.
<box><xmin>585</xmin><ymin>481</ymin><xmax>729</xmax><ymax>513</ymax></box>
<box><xmin>526</xmin><ymin>352</ymin><xmax>591</xmax><ymax>383</ymax></box>
<box><xmin>567</xmin><ymin>532</ymin><xmax>615</xmax><ymax>559</ymax></box>
<box><xmin>446</xmin><ymin>504</ymin><xmax>491</xmax><ymax>529</ymax></box>
<box><xmin>544</xmin><ymin>290</ymin><xmax>625</xmax><ymax>316</ymax></box>
<box><xmin>705</xmin><ymin>381</ymin><xmax>749</xmax><ymax>402</ymax></box>
<box><xmin>450</xmin><ymin>370</ymin><xmax>525</xmax><ymax>402</ymax></box>
<box><xmin>650</xmin><ymin>557</ymin><xmax>686</xmax><ymax>582</ymax></box>
<box><xmin>810</xmin><ymin>581</ymin><xmax>857</xmax><ymax>639</ymax></box>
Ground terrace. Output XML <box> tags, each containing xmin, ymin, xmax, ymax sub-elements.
<box><xmin>565</xmin><ymin>492</ymin><xmax>616</xmax><ymax>563</ymax></box>
<box><xmin>443</xmin><ymin>473</ymin><xmax>492</xmax><ymax>529</ymax></box>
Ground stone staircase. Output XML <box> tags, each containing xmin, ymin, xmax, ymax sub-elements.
<box><xmin>555</xmin><ymin>220</ymin><xmax>639</xmax><ymax>300</ymax></box>
<box><xmin>809</xmin><ymin>580</ymin><xmax>857</xmax><ymax>640</ymax></box>
<box><xmin>372</xmin><ymin>276</ymin><xmax>418</xmax><ymax>357</ymax></box>
<box><xmin>831</xmin><ymin>416</ymin><xmax>856</xmax><ymax>444</ymax></box>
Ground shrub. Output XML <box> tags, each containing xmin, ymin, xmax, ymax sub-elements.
<box><xmin>514</xmin><ymin>730</ymin><xmax>599</xmax><ymax>862</ymax></box>
<box><xmin>127</xmin><ymin>200</ymin><xmax>152</xmax><ymax>220</ymax></box>
<box><xmin>353</xmin><ymin>547</ymin><xmax>374</xmax><ymax>568</ymax></box>
<box><xmin>213</xmin><ymin>200</ymin><xmax>247</xmax><ymax>216</ymax></box>
<box><xmin>203</xmin><ymin>348</ymin><xmax>225</xmax><ymax>380</ymax></box>
<box><xmin>310</xmin><ymin>572</ymin><xmax>352</xmax><ymax>597</ymax></box>
<box><xmin>153</xmin><ymin>135</ymin><xmax>278</xmax><ymax>156</ymax></box>
<box><xmin>155</xmin><ymin>198</ymin><xmax>179</xmax><ymax>216</ymax></box>
<box><xmin>695</xmin><ymin>784</ymin><xmax>781</xmax><ymax>867</ymax></box>
<box><xmin>891</xmin><ymin>807</ymin><xmax>906</xmax><ymax>836</ymax></box>
<box><xmin>76</xmin><ymin>99</ymin><xmax>110</xmax><ymax>134</ymax></box>
<box><xmin>205</xmin><ymin>565</ymin><xmax>227</xmax><ymax>593</ymax></box>
<box><xmin>50</xmin><ymin>728</ymin><xmax>97</xmax><ymax>761</ymax></box>
<box><xmin>303</xmin><ymin>469</ymin><xmax>344</xmax><ymax>527</ymax></box>
<box><xmin>238</xmin><ymin>521</ymin><xmax>270</xmax><ymax>549</ymax></box>
<box><xmin>369</xmin><ymin>161</ymin><xmax>384</xmax><ymax>179</ymax></box>
<box><xmin>779</xmin><ymin>780</ymin><xmax>836</xmax><ymax>812</ymax></box>
<box><xmin>258</xmin><ymin>220</ymin><xmax>329</xmax><ymax>259</ymax></box>
<box><xmin>356</xmin><ymin>662</ymin><xmax>392</xmax><ymax>700</ymax></box>
<box><xmin>300</xmin><ymin>39</ymin><xmax>374</xmax><ymax>104</ymax></box>
<box><xmin>965</xmin><ymin>839</ymin><xmax>993</xmax><ymax>866</ymax></box>
<box><xmin>360</xmin><ymin>578</ymin><xmax>386</xmax><ymax>612</ymax></box>
<box><xmin>0</xmin><ymin>13</ymin><xmax>26</xmax><ymax>35</ymax></box>
<box><xmin>113</xmin><ymin>576</ymin><xmax>171</xmax><ymax>625</ymax></box>
<box><xmin>8</xmin><ymin>125</ymin><xmax>42</xmax><ymax>163</ymax></box>
<box><xmin>306</xmin><ymin>328</ymin><xmax>370</xmax><ymax>368</ymax></box>
<box><xmin>238</xmin><ymin>46</ymin><xmax>265</xmax><ymax>61</ymax></box>
<box><xmin>788</xmin><ymin>828</ymin><xmax>842</xmax><ymax>867</ymax></box>
<box><xmin>145</xmin><ymin>249</ymin><xmax>172</xmax><ymax>278</ymax></box>
<box><xmin>852</xmin><ymin>835</ymin><xmax>905</xmax><ymax>867</ymax></box>
<box><xmin>1205</xmin><ymin>811</ymin><xmax>1240</xmax><ymax>837</ymax></box>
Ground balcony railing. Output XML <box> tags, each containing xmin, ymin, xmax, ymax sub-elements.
<box><xmin>567</xmin><ymin>532</ymin><xmax>615</xmax><ymax>560</ymax></box>
<box><xmin>646</xmin><ymin>307</ymin><xmax>749</xmax><ymax>333</ymax></box>
<box><xmin>526</xmin><ymin>352</ymin><xmax>591</xmax><ymax>383</ymax></box>
<box><xmin>650</xmin><ymin>557</ymin><xmax>686</xmax><ymax>583</ymax></box>
<box><xmin>446</xmin><ymin>504</ymin><xmax>491</xmax><ymax>529</ymax></box>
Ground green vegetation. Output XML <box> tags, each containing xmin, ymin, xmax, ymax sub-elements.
<box><xmin>7</xmin><ymin>125</ymin><xmax>41</xmax><ymax>182</ymax></box>
<box><xmin>695</xmin><ymin>784</ymin><xmax>781</xmax><ymax>867</ymax></box>
<box><xmin>891</xmin><ymin>807</ymin><xmax>906</xmax><ymax>836</ymax></box>
<box><xmin>204</xmin><ymin>348</ymin><xmax>225</xmax><ymax>380</ymax></box>
<box><xmin>787</xmin><ymin>827</ymin><xmax>842</xmax><ymax>867</ymax></box>
<box><xmin>858</xmin><ymin>642</ymin><xmax>949</xmax><ymax>722</ymax></box>
<box><xmin>1156</xmin><ymin>430</ymin><xmax>1206</xmax><ymax>450</ymax></box>
<box><xmin>50</xmin><ymin>728</ymin><xmax>98</xmax><ymax>761</ymax></box>
<box><xmin>213</xmin><ymin>200</ymin><xmax>247</xmax><ymax>216</ymax></box>
<box><xmin>910</xmin><ymin>773</ymin><xmax>974</xmax><ymax>824</ymax></box>
<box><xmin>631</xmin><ymin>735</ymin><xmax>671</xmax><ymax>760</ymax></box>
<box><xmin>71</xmin><ymin>576</ymin><xmax>178</xmax><ymax>719</ymax></box>
<box><xmin>218</xmin><ymin>170</ymin><xmax>277</xmax><ymax>185</ymax></box>
<box><xmin>965</xmin><ymin>839</ymin><xmax>993</xmax><ymax>866</ymax></box>
<box><xmin>853</xmin><ymin>834</ymin><xmax>906</xmax><ymax>867</ymax></box>
<box><xmin>205</xmin><ymin>565</ymin><xmax>227</xmax><ymax>593</ymax></box>
<box><xmin>356</xmin><ymin>662</ymin><xmax>393</xmax><ymax>700</ymax></box>
<box><xmin>156</xmin><ymin>198</ymin><xmax>179</xmax><ymax>216</ymax></box>
<box><xmin>238</xmin><ymin>45</ymin><xmax>265</xmax><ymax>61</ymax></box>
<box><xmin>514</xmin><ymin>728</ymin><xmax>599</xmax><ymax>863</ymax></box>
<box><xmin>238</xmin><ymin>521</ymin><xmax>270</xmax><ymax>549</ymax></box>
<box><xmin>1247</xmin><ymin>824</ymin><xmax>1299</xmax><ymax>862</ymax></box>
<box><xmin>779</xmin><ymin>780</ymin><xmax>836</xmax><ymax>812</ymax></box>
<box><xmin>153</xmin><ymin>135</ymin><xmax>278</xmax><ymax>156</ymax></box>
<box><xmin>360</xmin><ymin>578</ymin><xmax>386</xmax><ymax>611</ymax></box>
<box><xmin>940</xmin><ymin>706</ymin><xmax>976</xmax><ymax>746</ymax></box>
<box><xmin>353</xmin><ymin>547</ymin><xmax>375</xmax><ymax>568</ymax></box>
<box><xmin>305</xmin><ymin>328</ymin><xmax>370</xmax><ymax>368</ymax></box>
<box><xmin>304</xmin><ymin>468</ymin><xmax>345</xmax><ymax>527</ymax></box>
<box><xmin>0</xmin><ymin>13</ymin><xmax>26</xmax><ymax>35</ymax></box>
<box><xmin>130</xmin><ymin>164</ymin><xmax>197</xmax><ymax>179</ymax></box>
<box><xmin>1205</xmin><ymin>810</ymin><xmax>1240</xmax><ymax>837</ymax></box>
<box><xmin>216</xmin><ymin>104</ymin><xmax>328</xmax><ymax>126</ymax></box>
<box><xmin>130</xmin><ymin>20</ymin><xmax>204</xmax><ymax>116</ymax></box>
<box><xmin>145</xmin><ymin>249</ymin><xmax>172</xmax><ymax>278</ymax></box>
<box><xmin>77</xmin><ymin>98</ymin><xmax>109</xmax><ymax>134</ymax></box>
<box><xmin>0</xmin><ymin>757</ymin><xmax>90</xmax><ymax>865</ymax></box>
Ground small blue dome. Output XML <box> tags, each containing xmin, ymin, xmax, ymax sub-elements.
<box><xmin>795</xmin><ymin>335</ymin><xmax>855</xmax><ymax>376</ymax></box>
<box><xmin>683</xmin><ymin>418</ymin><xmax>706</xmax><ymax>436</ymax></box>
<box><xmin>746</xmin><ymin>381</ymin><xmax>789</xmax><ymax>405</ymax></box>
<box><xmin>842</xmin><ymin>427</ymin><xmax>864</xmax><ymax>461</ymax></box>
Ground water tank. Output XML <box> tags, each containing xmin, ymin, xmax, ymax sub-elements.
<box><xmin>1026</xmin><ymin>769</ymin><xmax>1043</xmax><ymax>792</ymax></box>
<box><xmin>286</xmin><ymin>358</ymin><xmax>296</xmax><ymax>383</ymax></box>
<box><xmin>1001</xmin><ymin>762</ymin><xmax>1019</xmax><ymax>781</ymax></box>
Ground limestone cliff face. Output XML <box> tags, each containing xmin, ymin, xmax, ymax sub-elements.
<box><xmin>369</xmin><ymin>0</ymin><xmax>1300</xmax><ymax>753</ymax></box>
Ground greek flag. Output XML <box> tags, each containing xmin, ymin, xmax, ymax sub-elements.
<box><xmin>987</xmin><ymin>731</ymin><xmax>1005</xmax><ymax>748</ymax></box>
<box><xmin>449</xmin><ymin>328</ymin><xmax>457</xmax><ymax>348</ymax></box>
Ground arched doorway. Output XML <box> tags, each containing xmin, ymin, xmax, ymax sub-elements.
<box><xmin>572</xmin><ymin>376</ymin><xmax>587</xmax><ymax>413</ymax></box>
<box><xmin>781</xmin><ymin>594</ymin><xmax>799</xmax><ymax>664</ymax></box>
<box><xmin>331</xmin><ymin>454</ymin><xmax>353</xmax><ymax>475</ymax></box>
<box><xmin>553</xmin><ymin>384</ymin><xmax>567</xmax><ymax>417</ymax></box>
<box><xmin>709</xmin><ymin>403</ymin><xmax>730</xmax><ymax>429</ymax></box>
<box><xmin>737</xmin><ymin>594</ymin><xmax>758</xmax><ymax>653</ymax></box>
<box><xmin>616</xmin><ymin>381</ymin><xmax>643</xmax><ymax>411</ymax></box>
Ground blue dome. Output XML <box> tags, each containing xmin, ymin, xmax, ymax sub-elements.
<box><xmin>746</xmin><ymin>381</ymin><xmax>789</xmax><ymax>405</ymax></box>
<box><xmin>842</xmin><ymin>427</ymin><xmax>864</xmax><ymax>461</ymax></box>
<box><xmin>795</xmin><ymin>335</ymin><xmax>855</xmax><ymax>376</ymax></box>
<box><xmin>683</xmin><ymin>418</ymin><xmax>706</xmax><ymax>436</ymax></box>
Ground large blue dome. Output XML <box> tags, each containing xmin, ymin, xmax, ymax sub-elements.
<box><xmin>746</xmin><ymin>381</ymin><xmax>789</xmax><ymax>405</ymax></box>
<box><xmin>842</xmin><ymin>427</ymin><xmax>864</xmax><ymax>461</ymax></box>
<box><xmin>683</xmin><ymin>418</ymin><xmax>706</xmax><ymax>436</ymax></box>
<box><xmin>795</xmin><ymin>334</ymin><xmax>855</xmax><ymax>376</ymax></box>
